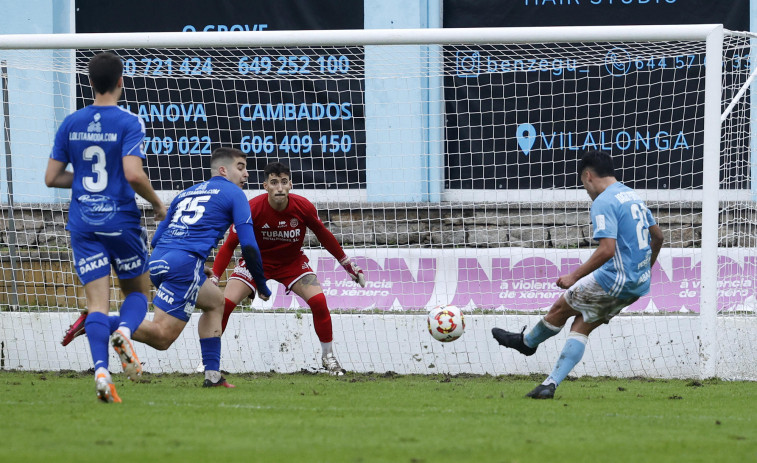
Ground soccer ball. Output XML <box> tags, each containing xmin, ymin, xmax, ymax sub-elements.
<box><xmin>427</xmin><ymin>305</ymin><xmax>465</xmax><ymax>342</ymax></box>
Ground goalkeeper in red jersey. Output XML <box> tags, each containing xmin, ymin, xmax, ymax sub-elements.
<box><xmin>210</xmin><ymin>161</ymin><xmax>366</xmax><ymax>375</ymax></box>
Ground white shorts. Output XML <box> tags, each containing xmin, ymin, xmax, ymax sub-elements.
<box><xmin>564</xmin><ymin>273</ymin><xmax>639</xmax><ymax>324</ymax></box>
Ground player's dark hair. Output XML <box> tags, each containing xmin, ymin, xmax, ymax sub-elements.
<box><xmin>210</xmin><ymin>147</ymin><xmax>246</xmax><ymax>170</ymax></box>
<box><xmin>264</xmin><ymin>161</ymin><xmax>291</xmax><ymax>178</ymax></box>
<box><xmin>578</xmin><ymin>150</ymin><xmax>616</xmax><ymax>178</ymax></box>
<box><xmin>88</xmin><ymin>52</ymin><xmax>123</xmax><ymax>95</ymax></box>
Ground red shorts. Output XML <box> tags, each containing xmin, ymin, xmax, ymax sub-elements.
<box><xmin>229</xmin><ymin>254</ymin><xmax>315</xmax><ymax>294</ymax></box>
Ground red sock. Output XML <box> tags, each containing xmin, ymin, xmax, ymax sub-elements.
<box><xmin>307</xmin><ymin>293</ymin><xmax>332</xmax><ymax>343</ymax></box>
<box><xmin>221</xmin><ymin>298</ymin><xmax>237</xmax><ymax>334</ymax></box>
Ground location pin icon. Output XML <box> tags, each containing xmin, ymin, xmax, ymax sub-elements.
<box><xmin>517</xmin><ymin>123</ymin><xmax>536</xmax><ymax>156</ymax></box>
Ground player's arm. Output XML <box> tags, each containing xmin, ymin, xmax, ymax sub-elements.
<box><xmin>150</xmin><ymin>212</ymin><xmax>169</xmax><ymax>249</ymax></box>
<box><xmin>122</xmin><ymin>118</ymin><xmax>166</xmax><ymax>221</ymax></box>
<box><xmin>235</xmin><ymin>222</ymin><xmax>270</xmax><ymax>299</ymax></box>
<box><xmin>556</xmin><ymin>237</ymin><xmax>615</xmax><ymax>289</ymax></box>
<box><xmin>210</xmin><ymin>226</ymin><xmax>240</xmax><ymax>285</ymax></box>
<box><xmin>306</xmin><ymin>201</ymin><xmax>366</xmax><ymax>288</ymax></box>
<box><xmin>45</xmin><ymin>122</ymin><xmax>73</xmax><ymax>188</ymax></box>
<box><xmin>648</xmin><ymin>224</ymin><xmax>664</xmax><ymax>267</ymax></box>
<box><xmin>44</xmin><ymin>159</ymin><xmax>73</xmax><ymax>188</ymax></box>
<box><xmin>123</xmin><ymin>155</ymin><xmax>166</xmax><ymax>221</ymax></box>
<box><xmin>230</xmin><ymin>193</ymin><xmax>270</xmax><ymax>299</ymax></box>
<box><xmin>150</xmin><ymin>195</ymin><xmax>178</xmax><ymax>249</ymax></box>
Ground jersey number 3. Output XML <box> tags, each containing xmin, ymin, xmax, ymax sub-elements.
<box><xmin>82</xmin><ymin>146</ymin><xmax>108</xmax><ymax>192</ymax></box>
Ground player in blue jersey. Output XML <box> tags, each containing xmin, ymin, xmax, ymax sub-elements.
<box><xmin>492</xmin><ymin>150</ymin><xmax>664</xmax><ymax>399</ymax></box>
<box><xmin>45</xmin><ymin>51</ymin><xmax>167</xmax><ymax>403</ymax></box>
<box><xmin>127</xmin><ymin>147</ymin><xmax>270</xmax><ymax>388</ymax></box>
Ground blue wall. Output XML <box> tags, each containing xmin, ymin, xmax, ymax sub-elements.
<box><xmin>365</xmin><ymin>0</ymin><xmax>443</xmax><ymax>202</ymax></box>
<box><xmin>0</xmin><ymin>0</ymin><xmax>74</xmax><ymax>203</ymax></box>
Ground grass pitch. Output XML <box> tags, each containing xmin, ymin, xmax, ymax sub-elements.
<box><xmin>0</xmin><ymin>371</ymin><xmax>754</xmax><ymax>463</ymax></box>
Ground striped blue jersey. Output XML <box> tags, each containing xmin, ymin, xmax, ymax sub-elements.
<box><xmin>591</xmin><ymin>182</ymin><xmax>657</xmax><ymax>299</ymax></box>
<box><xmin>50</xmin><ymin>105</ymin><xmax>146</xmax><ymax>232</ymax></box>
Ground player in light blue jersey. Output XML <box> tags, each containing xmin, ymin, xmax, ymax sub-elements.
<box><xmin>45</xmin><ymin>51</ymin><xmax>166</xmax><ymax>403</ymax></box>
<box><xmin>129</xmin><ymin>147</ymin><xmax>270</xmax><ymax>388</ymax></box>
<box><xmin>492</xmin><ymin>150</ymin><xmax>664</xmax><ymax>399</ymax></box>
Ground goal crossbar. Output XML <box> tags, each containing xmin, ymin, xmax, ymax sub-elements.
<box><xmin>0</xmin><ymin>24</ymin><xmax>724</xmax><ymax>49</ymax></box>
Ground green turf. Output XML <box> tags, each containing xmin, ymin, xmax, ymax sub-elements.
<box><xmin>0</xmin><ymin>371</ymin><xmax>754</xmax><ymax>463</ymax></box>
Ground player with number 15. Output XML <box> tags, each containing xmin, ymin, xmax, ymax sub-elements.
<box><xmin>138</xmin><ymin>147</ymin><xmax>271</xmax><ymax>388</ymax></box>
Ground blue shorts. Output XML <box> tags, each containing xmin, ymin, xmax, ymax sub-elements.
<box><xmin>148</xmin><ymin>248</ymin><xmax>207</xmax><ymax>322</ymax></box>
<box><xmin>70</xmin><ymin>227</ymin><xmax>148</xmax><ymax>285</ymax></box>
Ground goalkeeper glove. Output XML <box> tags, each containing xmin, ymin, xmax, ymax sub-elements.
<box><xmin>339</xmin><ymin>256</ymin><xmax>366</xmax><ymax>288</ymax></box>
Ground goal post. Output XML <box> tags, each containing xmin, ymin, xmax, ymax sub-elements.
<box><xmin>700</xmin><ymin>26</ymin><xmax>723</xmax><ymax>379</ymax></box>
<box><xmin>0</xmin><ymin>25</ymin><xmax>754</xmax><ymax>380</ymax></box>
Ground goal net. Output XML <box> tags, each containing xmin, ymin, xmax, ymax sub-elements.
<box><xmin>0</xmin><ymin>25</ymin><xmax>755</xmax><ymax>380</ymax></box>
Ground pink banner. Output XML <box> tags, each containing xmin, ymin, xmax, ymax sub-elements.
<box><xmin>272</xmin><ymin>256</ymin><xmax>437</xmax><ymax>311</ymax></box>
<box><xmin>262</xmin><ymin>250</ymin><xmax>757</xmax><ymax>313</ymax></box>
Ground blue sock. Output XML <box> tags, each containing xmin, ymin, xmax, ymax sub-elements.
<box><xmin>85</xmin><ymin>312</ymin><xmax>111</xmax><ymax>372</ymax></box>
<box><xmin>118</xmin><ymin>293</ymin><xmax>148</xmax><ymax>334</ymax></box>
<box><xmin>109</xmin><ymin>315</ymin><xmax>120</xmax><ymax>333</ymax></box>
<box><xmin>545</xmin><ymin>333</ymin><xmax>587</xmax><ymax>386</ymax></box>
<box><xmin>200</xmin><ymin>337</ymin><xmax>221</xmax><ymax>372</ymax></box>
<box><xmin>524</xmin><ymin>318</ymin><xmax>562</xmax><ymax>348</ymax></box>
